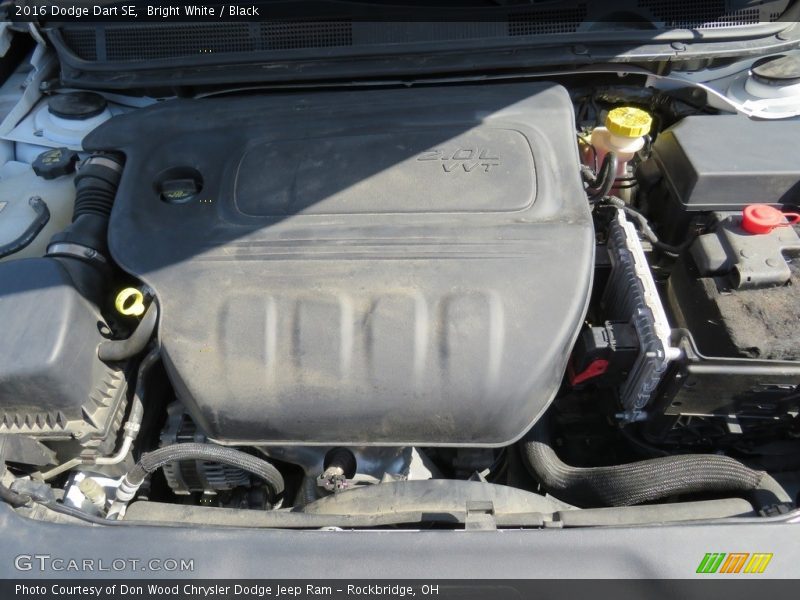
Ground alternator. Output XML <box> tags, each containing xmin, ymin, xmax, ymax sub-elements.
<box><xmin>159</xmin><ymin>404</ymin><xmax>250</xmax><ymax>495</ymax></box>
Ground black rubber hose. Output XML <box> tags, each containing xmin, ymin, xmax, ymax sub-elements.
<box><xmin>128</xmin><ymin>346</ymin><xmax>160</xmax><ymax>431</ymax></box>
<box><xmin>521</xmin><ymin>419</ymin><xmax>791</xmax><ymax>509</ymax></box>
<box><xmin>98</xmin><ymin>301</ymin><xmax>158</xmax><ymax>362</ymax></box>
<box><xmin>125</xmin><ymin>443</ymin><xmax>285</xmax><ymax>498</ymax></box>
<box><xmin>0</xmin><ymin>196</ymin><xmax>50</xmax><ymax>259</ymax></box>
<box><xmin>586</xmin><ymin>152</ymin><xmax>618</xmax><ymax>202</ymax></box>
<box><xmin>48</xmin><ymin>154</ymin><xmax>124</xmax><ymax>259</ymax></box>
<box><xmin>72</xmin><ymin>155</ymin><xmax>123</xmax><ymax>220</ymax></box>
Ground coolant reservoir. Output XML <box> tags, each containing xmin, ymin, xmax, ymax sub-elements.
<box><xmin>586</xmin><ymin>106</ymin><xmax>652</xmax><ymax>178</ymax></box>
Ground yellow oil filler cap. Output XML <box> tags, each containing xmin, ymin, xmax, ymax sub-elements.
<box><xmin>115</xmin><ymin>288</ymin><xmax>146</xmax><ymax>317</ymax></box>
<box><xmin>606</xmin><ymin>106</ymin><xmax>652</xmax><ymax>138</ymax></box>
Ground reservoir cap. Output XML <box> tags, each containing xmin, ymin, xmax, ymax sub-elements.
<box><xmin>32</xmin><ymin>147</ymin><xmax>79</xmax><ymax>180</ymax></box>
<box><xmin>48</xmin><ymin>92</ymin><xmax>107</xmax><ymax>121</ymax></box>
<box><xmin>606</xmin><ymin>106</ymin><xmax>652</xmax><ymax>138</ymax></box>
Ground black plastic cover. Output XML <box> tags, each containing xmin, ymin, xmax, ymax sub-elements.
<box><xmin>87</xmin><ymin>82</ymin><xmax>594</xmax><ymax>446</ymax></box>
<box><xmin>0</xmin><ymin>258</ymin><xmax>125</xmax><ymax>445</ymax></box>
<box><xmin>650</xmin><ymin>115</ymin><xmax>800</xmax><ymax>211</ymax></box>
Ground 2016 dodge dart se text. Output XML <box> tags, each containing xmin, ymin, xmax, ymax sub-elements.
<box><xmin>0</xmin><ymin>0</ymin><xmax>799</xmax><ymax>585</ymax></box>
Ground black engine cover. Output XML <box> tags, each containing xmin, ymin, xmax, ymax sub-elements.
<box><xmin>86</xmin><ymin>82</ymin><xmax>593</xmax><ymax>446</ymax></box>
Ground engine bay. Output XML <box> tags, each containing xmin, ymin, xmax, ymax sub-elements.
<box><xmin>1</xmin><ymin>44</ymin><xmax>799</xmax><ymax>528</ymax></box>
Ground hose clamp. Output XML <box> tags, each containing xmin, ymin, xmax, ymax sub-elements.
<box><xmin>83</xmin><ymin>155</ymin><xmax>124</xmax><ymax>173</ymax></box>
<box><xmin>46</xmin><ymin>242</ymin><xmax>108</xmax><ymax>265</ymax></box>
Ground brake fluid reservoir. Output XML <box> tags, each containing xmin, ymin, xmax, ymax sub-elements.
<box><xmin>585</xmin><ymin>107</ymin><xmax>652</xmax><ymax>179</ymax></box>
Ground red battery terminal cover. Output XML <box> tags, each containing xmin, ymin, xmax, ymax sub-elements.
<box><xmin>741</xmin><ymin>204</ymin><xmax>800</xmax><ymax>235</ymax></box>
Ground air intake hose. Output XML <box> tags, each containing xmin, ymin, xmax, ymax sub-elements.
<box><xmin>45</xmin><ymin>153</ymin><xmax>124</xmax><ymax>305</ymax></box>
<box><xmin>48</xmin><ymin>153</ymin><xmax>124</xmax><ymax>261</ymax></box>
<box><xmin>521</xmin><ymin>419</ymin><xmax>791</xmax><ymax>509</ymax></box>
